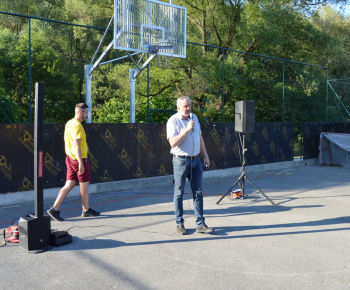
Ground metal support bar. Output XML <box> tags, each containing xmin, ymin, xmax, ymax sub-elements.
<box><xmin>132</xmin><ymin>54</ymin><xmax>157</xmax><ymax>79</ymax></box>
<box><xmin>129</xmin><ymin>69</ymin><xmax>136</xmax><ymax>123</ymax></box>
<box><xmin>100</xmin><ymin>52</ymin><xmax>140</xmax><ymax>66</ymax></box>
<box><xmin>29</xmin><ymin>18</ymin><xmax>32</xmax><ymax>123</ymax></box>
<box><xmin>84</xmin><ymin>65</ymin><xmax>92</xmax><ymax>123</ymax></box>
<box><xmin>34</xmin><ymin>83</ymin><xmax>44</xmax><ymax>217</ymax></box>
<box><xmin>90</xmin><ymin>16</ymin><xmax>114</xmax><ymax>68</ymax></box>
<box><xmin>89</xmin><ymin>40</ymin><xmax>114</xmax><ymax>75</ymax></box>
<box><xmin>328</xmin><ymin>80</ymin><xmax>350</xmax><ymax>117</ymax></box>
<box><xmin>126</xmin><ymin>51</ymin><xmax>144</xmax><ymax>71</ymax></box>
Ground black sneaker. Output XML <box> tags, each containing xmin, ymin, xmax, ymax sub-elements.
<box><xmin>196</xmin><ymin>224</ymin><xmax>214</xmax><ymax>234</ymax></box>
<box><xmin>176</xmin><ymin>224</ymin><xmax>187</xmax><ymax>235</ymax></box>
<box><xmin>47</xmin><ymin>207</ymin><xmax>64</xmax><ymax>222</ymax></box>
<box><xmin>82</xmin><ymin>208</ymin><xmax>100</xmax><ymax>217</ymax></box>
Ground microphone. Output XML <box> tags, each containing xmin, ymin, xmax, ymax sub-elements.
<box><xmin>189</xmin><ymin>113</ymin><xmax>193</xmax><ymax>131</ymax></box>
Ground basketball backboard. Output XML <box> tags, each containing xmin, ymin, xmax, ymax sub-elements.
<box><xmin>114</xmin><ymin>0</ymin><xmax>187</xmax><ymax>58</ymax></box>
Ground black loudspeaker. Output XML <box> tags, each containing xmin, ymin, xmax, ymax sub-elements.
<box><xmin>235</xmin><ymin>100</ymin><xmax>255</xmax><ymax>133</ymax></box>
<box><xmin>18</xmin><ymin>215</ymin><xmax>51</xmax><ymax>252</ymax></box>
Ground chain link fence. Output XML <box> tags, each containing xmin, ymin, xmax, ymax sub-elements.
<box><xmin>2</xmin><ymin>11</ymin><xmax>349</xmax><ymax>157</ymax></box>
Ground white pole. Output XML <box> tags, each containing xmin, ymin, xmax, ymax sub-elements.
<box><xmin>129</xmin><ymin>68</ymin><xmax>136</xmax><ymax>123</ymax></box>
<box><xmin>84</xmin><ymin>65</ymin><xmax>92</xmax><ymax>124</ymax></box>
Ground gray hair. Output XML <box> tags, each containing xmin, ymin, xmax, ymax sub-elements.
<box><xmin>176</xmin><ymin>96</ymin><xmax>191</xmax><ymax>107</ymax></box>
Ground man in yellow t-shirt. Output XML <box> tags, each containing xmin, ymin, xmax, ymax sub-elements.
<box><xmin>47</xmin><ymin>103</ymin><xmax>100</xmax><ymax>221</ymax></box>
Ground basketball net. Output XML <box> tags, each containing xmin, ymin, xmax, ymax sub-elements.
<box><xmin>150</xmin><ymin>41</ymin><xmax>175</xmax><ymax>69</ymax></box>
<box><xmin>156</xmin><ymin>54</ymin><xmax>172</xmax><ymax>69</ymax></box>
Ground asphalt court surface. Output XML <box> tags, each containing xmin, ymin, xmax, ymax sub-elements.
<box><xmin>1</xmin><ymin>165</ymin><xmax>350</xmax><ymax>289</ymax></box>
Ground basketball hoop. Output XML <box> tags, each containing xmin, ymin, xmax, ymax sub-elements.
<box><xmin>88</xmin><ymin>0</ymin><xmax>187</xmax><ymax>123</ymax></box>
<box><xmin>148</xmin><ymin>41</ymin><xmax>176</xmax><ymax>69</ymax></box>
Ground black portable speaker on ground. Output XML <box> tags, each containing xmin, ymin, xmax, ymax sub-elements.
<box><xmin>235</xmin><ymin>100</ymin><xmax>255</xmax><ymax>133</ymax></box>
<box><xmin>18</xmin><ymin>215</ymin><xmax>51</xmax><ymax>252</ymax></box>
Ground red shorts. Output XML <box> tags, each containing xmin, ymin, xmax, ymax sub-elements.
<box><xmin>66</xmin><ymin>156</ymin><xmax>91</xmax><ymax>183</ymax></box>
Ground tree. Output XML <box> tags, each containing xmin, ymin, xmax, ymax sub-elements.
<box><xmin>177</xmin><ymin>0</ymin><xmax>245</xmax><ymax>56</ymax></box>
<box><xmin>0</xmin><ymin>93</ymin><xmax>18</xmax><ymax>124</ymax></box>
<box><xmin>311</xmin><ymin>5</ymin><xmax>350</xmax><ymax>77</ymax></box>
<box><xmin>0</xmin><ymin>0</ymin><xmax>348</xmax><ymax>124</ymax></box>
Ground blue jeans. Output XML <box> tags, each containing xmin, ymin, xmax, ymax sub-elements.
<box><xmin>173</xmin><ymin>156</ymin><xmax>205</xmax><ymax>226</ymax></box>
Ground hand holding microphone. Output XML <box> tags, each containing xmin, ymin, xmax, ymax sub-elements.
<box><xmin>203</xmin><ymin>154</ymin><xmax>210</xmax><ymax>169</ymax></box>
<box><xmin>188</xmin><ymin>113</ymin><xmax>194</xmax><ymax>131</ymax></box>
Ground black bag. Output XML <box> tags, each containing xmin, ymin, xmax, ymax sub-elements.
<box><xmin>51</xmin><ymin>230</ymin><xmax>72</xmax><ymax>247</ymax></box>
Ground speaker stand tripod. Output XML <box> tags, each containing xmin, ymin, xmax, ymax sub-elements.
<box><xmin>216</xmin><ymin>133</ymin><xmax>275</xmax><ymax>205</ymax></box>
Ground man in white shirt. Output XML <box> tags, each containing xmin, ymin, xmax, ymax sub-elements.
<box><xmin>167</xmin><ymin>96</ymin><xmax>214</xmax><ymax>235</ymax></box>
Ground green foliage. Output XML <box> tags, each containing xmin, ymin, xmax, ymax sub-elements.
<box><xmin>0</xmin><ymin>92</ymin><xmax>18</xmax><ymax>124</ymax></box>
<box><xmin>91</xmin><ymin>64</ymin><xmax>130</xmax><ymax>123</ymax></box>
<box><xmin>0</xmin><ymin>1</ymin><xmax>350</xmax><ymax>125</ymax></box>
<box><xmin>0</xmin><ymin>22</ymin><xmax>81</xmax><ymax>123</ymax></box>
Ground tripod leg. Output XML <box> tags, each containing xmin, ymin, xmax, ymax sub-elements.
<box><xmin>241</xmin><ymin>175</ymin><xmax>245</xmax><ymax>198</ymax></box>
<box><xmin>216</xmin><ymin>177</ymin><xmax>241</xmax><ymax>205</ymax></box>
<box><xmin>244</xmin><ymin>176</ymin><xmax>275</xmax><ymax>205</ymax></box>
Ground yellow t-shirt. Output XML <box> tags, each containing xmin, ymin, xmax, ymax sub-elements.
<box><xmin>64</xmin><ymin>118</ymin><xmax>88</xmax><ymax>160</ymax></box>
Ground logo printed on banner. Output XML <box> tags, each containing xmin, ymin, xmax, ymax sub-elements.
<box><xmin>209</xmin><ymin>160</ymin><xmax>218</xmax><ymax>170</ymax></box>
<box><xmin>88</xmin><ymin>151</ymin><xmax>99</xmax><ymax>172</ymax></box>
<box><xmin>225</xmin><ymin>127</ymin><xmax>232</xmax><ymax>144</ymax></box>
<box><xmin>252</xmin><ymin>141</ymin><xmax>260</xmax><ymax>157</ymax></box>
<box><xmin>5</xmin><ymin>124</ymin><xmax>17</xmax><ymax>129</ymax></box>
<box><xmin>99</xmin><ymin>170</ymin><xmax>114</xmax><ymax>182</ymax></box>
<box><xmin>118</xmin><ymin>148</ymin><xmax>133</xmax><ymax>169</ymax></box>
<box><xmin>282</xmin><ymin>126</ymin><xmax>289</xmax><ymax>140</ymax></box>
<box><xmin>269</xmin><ymin>141</ymin><xmax>277</xmax><ymax>155</ymax></box>
<box><xmin>245</xmin><ymin>133</ymin><xmax>252</xmax><ymax>142</ymax></box>
<box><xmin>289</xmin><ymin>140</ymin><xmax>294</xmax><ymax>152</ymax></box>
<box><xmin>232</xmin><ymin>143</ymin><xmax>240</xmax><ymax>160</ymax></box>
<box><xmin>280</xmin><ymin>153</ymin><xmax>286</xmax><ymax>162</ymax></box>
<box><xmin>125</xmin><ymin>124</ymin><xmax>136</xmax><ymax>130</ymax></box>
<box><xmin>53</xmin><ymin>124</ymin><xmax>62</xmax><ymax>132</ymax></box>
<box><xmin>91</xmin><ymin>124</ymin><xmax>101</xmax><ymax>132</ymax></box>
<box><xmin>0</xmin><ymin>155</ymin><xmax>12</xmax><ymax>180</ymax></box>
<box><xmin>134</xmin><ymin>129</ymin><xmax>148</xmax><ymax>149</ymax></box>
<box><xmin>101</xmin><ymin>129</ymin><xmax>117</xmax><ymax>150</ymax></box>
<box><xmin>18</xmin><ymin>130</ymin><xmax>34</xmax><ymax>154</ymax></box>
<box><xmin>262</xmin><ymin>126</ymin><xmax>269</xmax><ymax>141</ymax></box>
<box><xmin>133</xmin><ymin>167</ymin><xmax>146</xmax><ymax>178</ymax></box>
<box><xmin>159</xmin><ymin>128</ymin><xmax>168</xmax><ymax>145</ymax></box>
<box><xmin>43</xmin><ymin>153</ymin><xmax>61</xmax><ymax>176</ymax></box>
<box><xmin>19</xmin><ymin>177</ymin><xmax>34</xmax><ymax>191</ymax></box>
<box><xmin>210</xmin><ymin>127</ymin><xmax>224</xmax><ymax>154</ymax></box>
<box><xmin>159</xmin><ymin>164</ymin><xmax>169</xmax><ymax>176</ymax></box>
